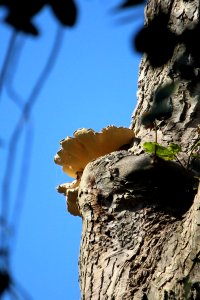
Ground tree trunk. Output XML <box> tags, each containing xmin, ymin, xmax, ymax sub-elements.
<box><xmin>78</xmin><ymin>1</ymin><xmax>200</xmax><ymax>299</ymax></box>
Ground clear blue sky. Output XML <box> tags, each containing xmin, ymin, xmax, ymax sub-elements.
<box><xmin>0</xmin><ymin>1</ymin><xmax>143</xmax><ymax>299</ymax></box>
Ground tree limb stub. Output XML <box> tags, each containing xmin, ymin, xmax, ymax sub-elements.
<box><xmin>78</xmin><ymin>150</ymin><xmax>200</xmax><ymax>299</ymax></box>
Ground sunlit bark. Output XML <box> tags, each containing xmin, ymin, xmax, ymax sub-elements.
<box><xmin>78</xmin><ymin>1</ymin><xmax>200</xmax><ymax>299</ymax></box>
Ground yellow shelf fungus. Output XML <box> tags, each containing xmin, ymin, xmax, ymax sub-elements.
<box><xmin>54</xmin><ymin>125</ymin><xmax>135</xmax><ymax>216</ymax></box>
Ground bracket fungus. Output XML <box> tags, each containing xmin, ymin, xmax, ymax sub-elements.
<box><xmin>54</xmin><ymin>125</ymin><xmax>135</xmax><ymax>216</ymax></box>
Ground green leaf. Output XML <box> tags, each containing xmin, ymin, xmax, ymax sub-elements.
<box><xmin>168</xmin><ymin>143</ymin><xmax>182</xmax><ymax>154</ymax></box>
<box><xmin>143</xmin><ymin>142</ymin><xmax>155</xmax><ymax>154</ymax></box>
<box><xmin>140</xmin><ymin>82</ymin><xmax>177</xmax><ymax>128</ymax></box>
<box><xmin>143</xmin><ymin>142</ymin><xmax>181</xmax><ymax>160</ymax></box>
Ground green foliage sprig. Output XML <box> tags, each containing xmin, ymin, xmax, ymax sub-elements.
<box><xmin>143</xmin><ymin>129</ymin><xmax>200</xmax><ymax>176</ymax></box>
<box><xmin>143</xmin><ymin>142</ymin><xmax>181</xmax><ymax>160</ymax></box>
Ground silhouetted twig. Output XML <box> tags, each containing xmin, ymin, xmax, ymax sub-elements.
<box><xmin>1</xmin><ymin>24</ymin><xmax>64</xmax><ymax>239</ymax></box>
<box><xmin>0</xmin><ymin>23</ymin><xmax>64</xmax><ymax>300</ymax></box>
<box><xmin>5</xmin><ymin>35</ymin><xmax>26</xmax><ymax>108</ymax></box>
<box><xmin>11</xmin><ymin>121</ymin><xmax>34</xmax><ymax>247</ymax></box>
<box><xmin>0</xmin><ymin>30</ymin><xmax>17</xmax><ymax>101</ymax></box>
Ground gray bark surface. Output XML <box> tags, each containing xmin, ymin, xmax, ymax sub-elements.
<box><xmin>131</xmin><ymin>0</ymin><xmax>200</xmax><ymax>155</ymax></box>
<box><xmin>78</xmin><ymin>0</ymin><xmax>200</xmax><ymax>299</ymax></box>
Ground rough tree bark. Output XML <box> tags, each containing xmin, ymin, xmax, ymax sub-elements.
<box><xmin>78</xmin><ymin>1</ymin><xmax>200</xmax><ymax>299</ymax></box>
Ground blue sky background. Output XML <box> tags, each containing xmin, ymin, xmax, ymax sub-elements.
<box><xmin>0</xmin><ymin>1</ymin><xmax>143</xmax><ymax>299</ymax></box>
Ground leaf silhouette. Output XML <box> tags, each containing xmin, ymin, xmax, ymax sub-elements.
<box><xmin>117</xmin><ymin>0</ymin><xmax>145</xmax><ymax>9</ymax></box>
<box><xmin>50</xmin><ymin>0</ymin><xmax>77</xmax><ymax>27</ymax></box>
<box><xmin>0</xmin><ymin>270</ymin><xmax>10</xmax><ymax>296</ymax></box>
<box><xmin>141</xmin><ymin>82</ymin><xmax>177</xmax><ymax>128</ymax></box>
<box><xmin>172</xmin><ymin>54</ymin><xmax>196</xmax><ymax>80</ymax></box>
<box><xmin>1</xmin><ymin>0</ymin><xmax>45</xmax><ymax>35</ymax></box>
<box><xmin>181</xmin><ymin>22</ymin><xmax>200</xmax><ymax>68</ymax></box>
<box><xmin>154</xmin><ymin>82</ymin><xmax>177</xmax><ymax>103</ymax></box>
<box><xmin>134</xmin><ymin>11</ymin><xmax>179</xmax><ymax>67</ymax></box>
<box><xmin>0</xmin><ymin>0</ymin><xmax>78</xmax><ymax>35</ymax></box>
